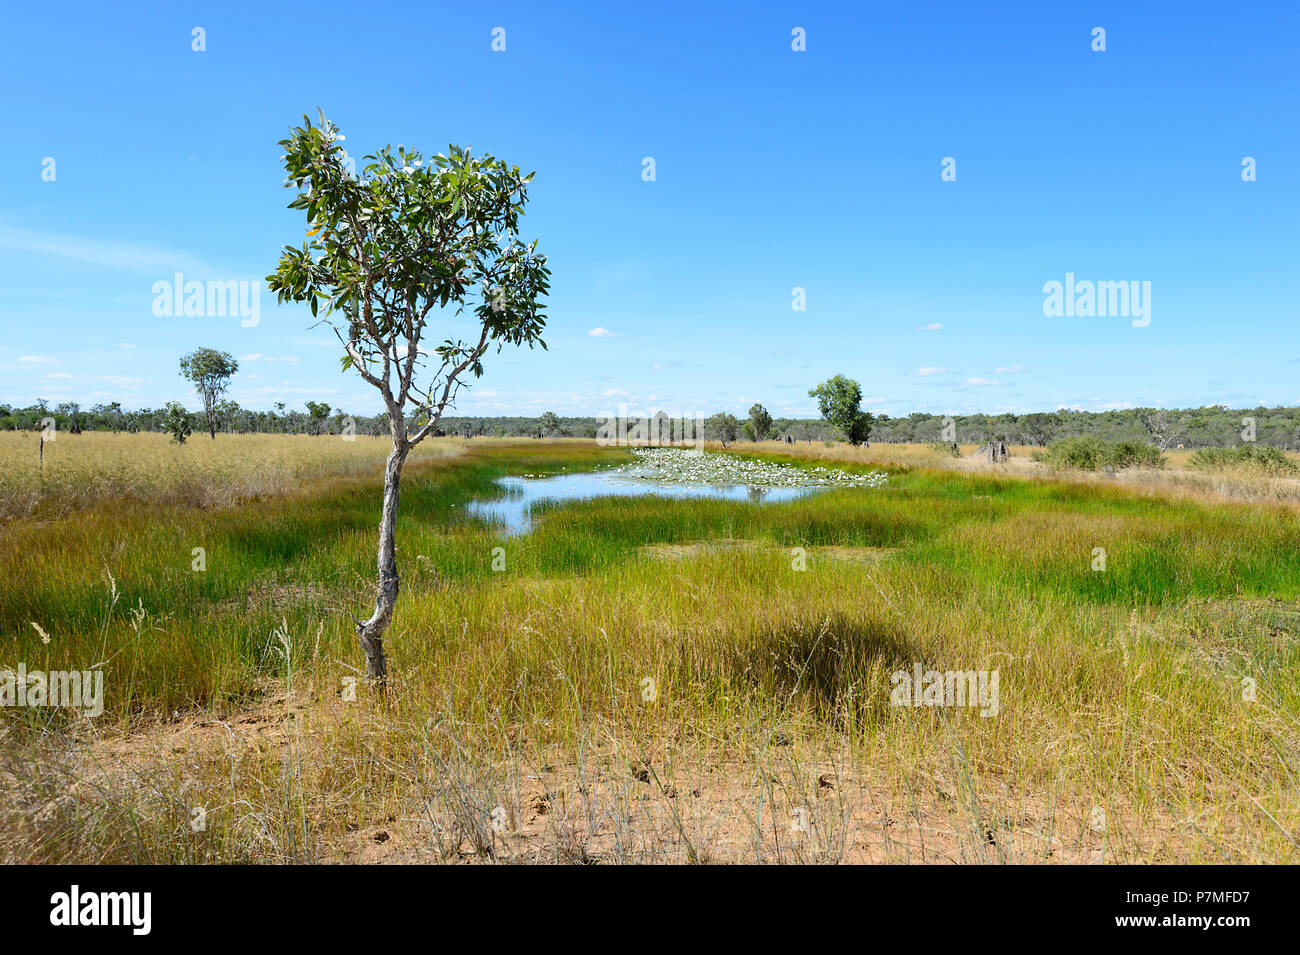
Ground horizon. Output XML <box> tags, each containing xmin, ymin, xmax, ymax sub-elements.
<box><xmin>4</xmin><ymin>1</ymin><xmax>1298</xmax><ymax>419</ymax></box>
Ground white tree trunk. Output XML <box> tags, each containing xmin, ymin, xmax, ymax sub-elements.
<box><xmin>355</xmin><ymin>442</ymin><xmax>409</xmax><ymax>685</ymax></box>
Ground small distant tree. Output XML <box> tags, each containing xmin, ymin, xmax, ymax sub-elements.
<box><xmin>809</xmin><ymin>375</ymin><xmax>872</xmax><ymax>445</ymax></box>
<box><xmin>305</xmin><ymin>400</ymin><xmax>332</xmax><ymax>435</ymax></box>
<box><xmin>267</xmin><ymin>110</ymin><xmax>550</xmax><ymax>684</ymax></box>
<box><xmin>748</xmin><ymin>403</ymin><xmax>773</xmax><ymax>442</ymax></box>
<box><xmin>707</xmin><ymin>412</ymin><xmax>740</xmax><ymax>448</ymax></box>
<box><xmin>1141</xmin><ymin>409</ymin><xmax>1186</xmax><ymax>452</ymax></box>
<box><xmin>539</xmin><ymin>411</ymin><xmax>561</xmax><ymax>437</ymax></box>
<box><xmin>162</xmin><ymin>402</ymin><xmax>192</xmax><ymax>444</ymax></box>
<box><xmin>179</xmin><ymin>348</ymin><xmax>239</xmax><ymax>440</ymax></box>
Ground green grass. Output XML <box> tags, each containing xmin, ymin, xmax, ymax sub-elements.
<box><xmin>2</xmin><ymin>440</ymin><xmax>1298</xmax><ymax>863</ymax></box>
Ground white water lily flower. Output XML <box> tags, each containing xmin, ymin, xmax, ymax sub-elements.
<box><xmin>616</xmin><ymin>448</ymin><xmax>887</xmax><ymax>490</ymax></box>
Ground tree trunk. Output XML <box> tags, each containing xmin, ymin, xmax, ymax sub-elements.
<box><xmin>356</xmin><ymin>442</ymin><xmax>409</xmax><ymax>686</ymax></box>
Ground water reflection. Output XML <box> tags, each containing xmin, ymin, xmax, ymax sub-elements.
<box><xmin>464</xmin><ymin>469</ymin><xmax>816</xmax><ymax>536</ymax></box>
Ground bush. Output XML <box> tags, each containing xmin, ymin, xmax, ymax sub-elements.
<box><xmin>1108</xmin><ymin>440</ymin><xmax>1166</xmax><ymax>469</ymax></box>
<box><xmin>1036</xmin><ymin>436</ymin><xmax>1165</xmax><ymax>471</ymax></box>
<box><xmin>1189</xmin><ymin>445</ymin><xmax>1298</xmax><ymax>476</ymax></box>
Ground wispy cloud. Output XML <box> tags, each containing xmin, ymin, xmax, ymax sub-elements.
<box><xmin>914</xmin><ymin>322</ymin><xmax>944</xmax><ymax>331</ymax></box>
<box><xmin>18</xmin><ymin>355</ymin><xmax>56</xmax><ymax>364</ymax></box>
<box><xmin>910</xmin><ymin>367</ymin><xmax>946</xmax><ymax>377</ymax></box>
<box><xmin>0</xmin><ymin>224</ymin><xmax>211</xmax><ymax>274</ymax></box>
<box><xmin>994</xmin><ymin>365</ymin><xmax>1025</xmax><ymax>375</ymax></box>
<box><xmin>239</xmin><ymin>354</ymin><xmax>301</xmax><ymax>363</ymax></box>
<box><xmin>588</xmin><ymin>327</ymin><xmax>617</xmax><ymax>338</ymax></box>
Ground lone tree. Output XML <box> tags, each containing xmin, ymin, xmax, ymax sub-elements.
<box><xmin>268</xmin><ymin>110</ymin><xmax>550</xmax><ymax>684</ymax></box>
<box><xmin>162</xmin><ymin>401</ymin><xmax>192</xmax><ymax>444</ymax></box>
<box><xmin>809</xmin><ymin>374</ymin><xmax>872</xmax><ymax>445</ymax></box>
<box><xmin>539</xmin><ymin>410</ymin><xmax>561</xmax><ymax>437</ymax></box>
<box><xmin>747</xmin><ymin>402</ymin><xmax>773</xmax><ymax>442</ymax></box>
<box><xmin>179</xmin><ymin>348</ymin><xmax>238</xmax><ymax>439</ymax></box>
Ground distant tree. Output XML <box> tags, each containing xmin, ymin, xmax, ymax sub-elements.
<box><xmin>162</xmin><ymin>402</ymin><xmax>192</xmax><ymax>444</ymax></box>
<box><xmin>1017</xmin><ymin>412</ymin><xmax>1061</xmax><ymax>447</ymax></box>
<box><xmin>179</xmin><ymin>348</ymin><xmax>239</xmax><ymax>440</ymax></box>
<box><xmin>748</xmin><ymin>403</ymin><xmax>773</xmax><ymax>442</ymax></box>
<box><xmin>539</xmin><ymin>411</ymin><xmax>561</xmax><ymax>437</ymax></box>
<box><xmin>215</xmin><ymin>399</ymin><xmax>241</xmax><ymax>433</ymax></box>
<box><xmin>707</xmin><ymin>412</ymin><xmax>740</xmax><ymax>448</ymax></box>
<box><xmin>652</xmin><ymin>409</ymin><xmax>673</xmax><ymax>444</ymax></box>
<box><xmin>56</xmin><ymin>401</ymin><xmax>82</xmax><ymax>434</ymax></box>
<box><xmin>305</xmin><ymin>400</ymin><xmax>332</xmax><ymax>435</ymax></box>
<box><xmin>809</xmin><ymin>375</ymin><xmax>872</xmax><ymax>445</ymax></box>
<box><xmin>1141</xmin><ymin>409</ymin><xmax>1187</xmax><ymax>452</ymax></box>
<box><xmin>267</xmin><ymin>110</ymin><xmax>550</xmax><ymax>685</ymax></box>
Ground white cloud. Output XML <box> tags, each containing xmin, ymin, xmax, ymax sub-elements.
<box><xmin>961</xmin><ymin>377</ymin><xmax>1002</xmax><ymax>387</ymax></box>
<box><xmin>915</xmin><ymin>323</ymin><xmax>944</xmax><ymax>331</ymax></box>
<box><xmin>588</xmin><ymin>327</ymin><xmax>616</xmax><ymax>338</ymax></box>
<box><xmin>911</xmin><ymin>367</ymin><xmax>946</xmax><ymax>377</ymax></box>
<box><xmin>99</xmin><ymin>375</ymin><xmax>144</xmax><ymax>386</ymax></box>
<box><xmin>239</xmin><ymin>354</ymin><xmax>300</xmax><ymax>364</ymax></box>
<box><xmin>44</xmin><ymin>372</ymin><xmax>78</xmax><ymax>379</ymax></box>
<box><xmin>18</xmin><ymin>355</ymin><xmax>55</xmax><ymax>364</ymax></box>
<box><xmin>994</xmin><ymin>365</ymin><xmax>1025</xmax><ymax>374</ymax></box>
<box><xmin>115</xmin><ymin>343</ymin><xmax>137</xmax><ymax>350</ymax></box>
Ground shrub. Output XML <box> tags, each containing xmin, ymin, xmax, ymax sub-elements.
<box><xmin>1037</xmin><ymin>436</ymin><xmax>1165</xmax><ymax>471</ymax></box>
<box><xmin>1108</xmin><ymin>440</ymin><xmax>1166</xmax><ymax>469</ymax></box>
<box><xmin>1189</xmin><ymin>445</ymin><xmax>1298</xmax><ymax>476</ymax></box>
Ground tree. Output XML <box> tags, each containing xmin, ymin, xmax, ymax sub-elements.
<box><xmin>162</xmin><ymin>402</ymin><xmax>192</xmax><ymax>444</ymax></box>
<box><xmin>809</xmin><ymin>375</ymin><xmax>872</xmax><ymax>445</ymax></box>
<box><xmin>748</xmin><ymin>403</ymin><xmax>773</xmax><ymax>442</ymax></box>
<box><xmin>1141</xmin><ymin>409</ymin><xmax>1186</xmax><ymax>452</ymax></box>
<box><xmin>215</xmin><ymin>399</ymin><xmax>241</xmax><ymax>434</ymax></box>
<box><xmin>707</xmin><ymin>412</ymin><xmax>740</xmax><ymax>448</ymax></box>
<box><xmin>267</xmin><ymin>110</ymin><xmax>550</xmax><ymax>684</ymax></box>
<box><xmin>305</xmin><ymin>400</ymin><xmax>332</xmax><ymax>435</ymax></box>
<box><xmin>1018</xmin><ymin>412</ymin><xmax>1060</xmax><ymax>447</ymax></box>
<box><xmin>179</xmin><ymin>348</ymin><xmax>239</xmax><ymax>439</ymax></box>
<box><xmin>539</xmin><ymin>411</ymin><xmax>561</xmax><ymax>437</ymax></box>
<box><xmin>56</xmin><ymin>401</ymin><xmax>83</xmax><ymax>434</ymax></box>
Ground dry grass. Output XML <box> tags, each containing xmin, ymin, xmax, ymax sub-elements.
<box><xmin>0</xmin><ymin>431</ymin><xmax>467</xmax><ymax>520</ymax></box>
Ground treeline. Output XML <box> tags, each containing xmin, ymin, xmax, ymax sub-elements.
<box><xmin>3</xmin><ymin>401</ymin><xmax>1297</xmax><ymax>450</ymax></box>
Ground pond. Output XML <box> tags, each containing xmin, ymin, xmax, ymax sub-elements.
<box><xmin>464</xmin><ymin>448</ymin><xmax>887</xmax><ymax>536</ymax></box>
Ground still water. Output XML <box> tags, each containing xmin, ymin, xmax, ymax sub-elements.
<box><xmin>464</xmin><ymin>469</ymin><xmax>817</xmax><ymax>536</ymax></box>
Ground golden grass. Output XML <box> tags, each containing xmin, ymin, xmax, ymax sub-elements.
<box><xmin>0</xmin><ymin>431</ymin><xmax>468</xmax><ymax>520</ymax></box>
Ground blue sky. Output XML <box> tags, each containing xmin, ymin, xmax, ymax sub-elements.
<box><xmin>3</xmin><ymin>1</ymin><xmax>1297</xmax><ymax>420</ymax></box>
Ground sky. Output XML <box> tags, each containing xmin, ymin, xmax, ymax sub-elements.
<box><xmin>2</xmin><ymin>1</ymin><xmax>1298</xmax><ymax>421</ymax></box>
